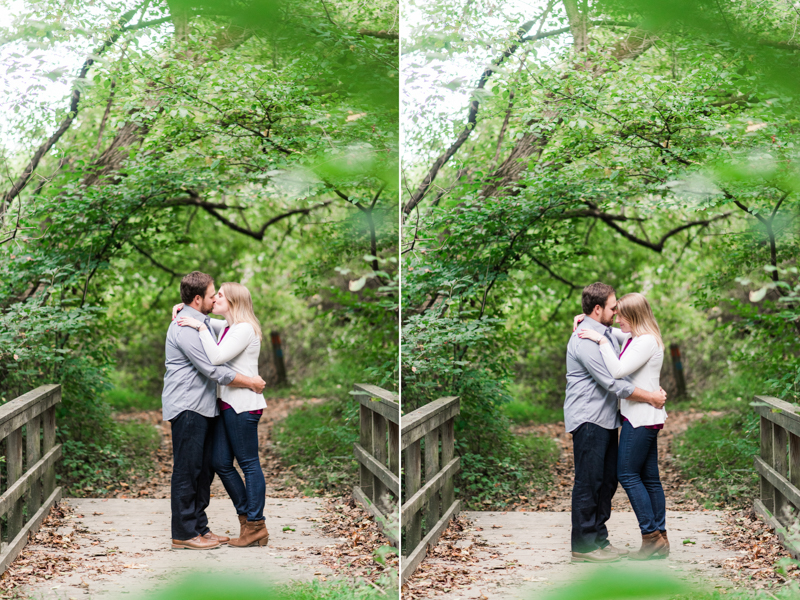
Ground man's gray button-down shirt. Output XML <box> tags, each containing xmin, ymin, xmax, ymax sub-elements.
<box><xmin>161</xmin><ymin>305</ymin><xmax>237</xmax><ymax>421</ymax></box>
<box><xmin>564</xmin><ymin>315</ymin><xmax>635</xmax><ymax>433</ymax></box>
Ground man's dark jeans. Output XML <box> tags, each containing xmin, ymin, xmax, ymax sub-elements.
<box><xmin>571</xmin><ymin>422</ymin><xmax>618</xmax><ymax>553</ymax></box>
<box><xmin>170</xmin><ymin>410</ymin><xmax>216</xmax><ymax>541</ymax></box>
<box><xmin>211</xmin><ymin>409</ymin><xmax>266</xmax><ymax>522</ymax></box>
<box><xmin>617</xmin><ymin>419</ymin><xmax>665</xmax><ymax>535</ymax></box>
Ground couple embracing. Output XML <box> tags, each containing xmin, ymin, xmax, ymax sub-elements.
<box><xmin>566</xmin><ymin>282</ymin><xmax>670</xmax><ymax>563</ymax></box>
<box><xmin>161</xmin><ymin>271</ymin><xmax>270</xmax><ymax>550</ymax></box>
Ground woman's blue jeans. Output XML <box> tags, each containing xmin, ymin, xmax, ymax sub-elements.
<box><xmin>617</xmin><ymin>419</ymin><xmax>666</xmax><ymax>535</ymax></box>
<box><xmin>211</xmin><ymin>408</ymin><xmax>266</xmax><ymax>522</ymax></box>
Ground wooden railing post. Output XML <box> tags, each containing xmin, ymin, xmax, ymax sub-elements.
<box><xmin>753</xmin><ymin>395</ymin><xmax>800</xmax><ymax>560</ymax></box>
<box><xmin>441</xmin><ymin>418</ymin><xmax>455</xmax><ymax>511</ymax></box>
<box><xmin>405</xmin><ymin>440</ymin><xmax>422</xmax><ymax>553</ymax></box>
<box><xmin>6</xmin><ymin>428</ymin><xmax>23</xmax><ymax>542</ymax></box>
<box><xmin>26</xmin><ymin>415</ymin><xmax>42</xmax><ymax>519</ymax></box>
<box><xmin>761</xmin><ymin>416</ymin><xmax>775</xmax><ymax>512</ymax></box>
<box><xmin>401</xmin><ymin>396</ymin><xmax>461</xmax><ymax>583</ymax></box>
<box><xmin>351</xmin><ymin>384</ymin><xmax>400</xmax><ymax>547</ymax></box>
<box><xmin>0</xmin><ymin>384</ymin><xmax>62</xmax><ymax>574</ymax></box>
<box><xmin>424</xmin><ymin>428</ymin><xmax>440</xmax><ymax>533</ymax></box>
<box><xmin>359</xmin><ymin>402</ymin><xmax>374</xmax><ymax>502</ymax></box>
<box><xmin>774</xmin><ymin>424</ymin><xmax>789</xmax><ymax>518</ymax></box>
<box><xmin>372</xmin><ymin>411</ymin><xmax>387</xmax><ymax>509</ymax></box>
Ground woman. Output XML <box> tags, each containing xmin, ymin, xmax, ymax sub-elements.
<box><xmin>173</xmin><ymin>282</ymin><xmax>269</xmax><ymax>548</ymax></box>
<box><xmin>574</xmin><ymin>292</ymin><xmax>668</xmax><ymax>560</ymax></box>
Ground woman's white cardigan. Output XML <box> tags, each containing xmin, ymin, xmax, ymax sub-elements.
<box><xmin>200</xmin><ymin>320</ymin><xmax>267</xmax><ymax>414</ymax></box>
<box><xmin>601</xmin><ymin>330</ymin><xmax>666</xmax><ymax>428</ymax></box>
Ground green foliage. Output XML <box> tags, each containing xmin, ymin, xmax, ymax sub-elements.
<box><xmin>0</xmin><ymin>0</ymin><xmax>397</xmax><ymax>490</ymax></box>
<box><xmin>273</xmin><ymin>395</ymin><xmax>360</xmax><ymax>495</ymax></box>
<box><xmin>104</xmin><ymin>387</ymin><xmax>161</xmax><ymax>412</ymax></box>
<box><xmin>402</xmin><ymin>0</ymin><xmax>800</xmax><ymax>515</ymax></box>
<box><xmin>60</xmin><ymin>421</ymin><xmax>159</xmax><ymax>495</ymax></box>
<box><xmin>673</xmin><ymin>409</ymin><xmax>760</xmax><ymax>508</ymax></box>
<box><xmin>145</xmin><ymin>572</ymin><xmax>395</xmax><ymax>600</ymax></box>
<box><xmin>456</xmin><ymin>433</ymin><xmax>559</xmax><ymax>510</ymax></box>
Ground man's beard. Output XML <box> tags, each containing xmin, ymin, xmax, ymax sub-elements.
<box><xmin>600</xmin><ymin>314</ymin><xmax>614</xmax><ymax>327</ymax></box>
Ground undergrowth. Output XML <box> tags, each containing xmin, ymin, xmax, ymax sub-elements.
<box><xmin>273</xmin><ymin>394</ymin><xmax>359</xmax><ymax>496</ymax></box>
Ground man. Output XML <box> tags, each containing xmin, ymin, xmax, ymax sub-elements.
<box><xmin>565</xmin><ymin>282</ymin><xmax>667</xmax><ymax>563</ymax></box>
<box><xmin>162</xmin><ymin>271</ymin><xmax>266</xmax><ymax>550</ymax></box>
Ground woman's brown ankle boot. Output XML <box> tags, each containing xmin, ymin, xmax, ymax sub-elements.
<box><xmin>629</xmin><ymin>531</ymin><xmax>668</xmax><ymax>560</ymax></box>
<box><xmin>237</xmin><ymin>514</ymin><xmax>246</xmax><ymax>539</ymax></box>
<box><xmin>229</xmin><ymin>519</ymin><xmax>269</xmax><ymax>548</ymax></box>
<box><xmin>660</xmin><ymin>530</ymin><xmax>670</xmax><ymax>557</ymax></box>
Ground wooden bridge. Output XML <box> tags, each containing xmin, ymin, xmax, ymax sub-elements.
<box><xmin>0</xmin><ymin>383</ymin><xmax>399</xmax><ymax>599</ymax></box>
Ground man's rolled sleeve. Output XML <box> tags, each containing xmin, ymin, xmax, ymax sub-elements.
<box><xmin>178</xmin><ymin>327</ymin><xmax>237</xmax><ymax>385</ymax></box>
<box><xmin>578</xmin><ymin>339</ymin><xmax>635</xmax><ymax>399</ymax></box>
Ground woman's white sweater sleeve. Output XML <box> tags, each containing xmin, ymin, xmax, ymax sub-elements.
<box><xmin>599</xmin><ymin>335</ymin><xmax>657</xmax><ymax>379</ymax></box>
<box><xmin>199</xmin><ymin>324</ymin><xmax>252</xmax><ymax>365</ymax></box>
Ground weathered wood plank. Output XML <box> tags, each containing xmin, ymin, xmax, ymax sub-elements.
<box><xmin>754</xmin><ymin>396</ymin><xmax>800</xmax><ymax>439</ymax></box>
<box><xmin>404</xmin><ymin>441</ymin><xmax>422</xmax><ymax>556</ymax></box>
<box><xmin>372</xmin><ymin>411</ymin><xmax>388</xmax><ymax>508</ymax></box>
<box><xmin>26</xmin><ymin>414</ymin><xmax>42</xmax><ymax>519</ymax></box>
<box><xmin>353</xmin><ymin>383</ymin><xmax>399</xmax><ymax>405</ymax></box>
<box><xmin>790</xmin><ymin>433</ymin><xmax>800</xmax><ymax>499</ymax></box>
<box><xmin>353</xmin><ymin>443</ymin><xmax>400</xmax><ymax>496</ymax></box>
<box><xmin>352</xmin><ymin>485</ymin><xmax>399</xmax><ymax>548</ymax></box>
<box><xmin>0</xmin><ymin>385</ymin><xmax>60</xmax><ymax>429</ymax></box>
<box><xmin>441</xmin><ymin>418</ymin><xmax>455</xmax><ymax>511</ymax></box>
<box><xmin>0</xmin><ymin>487</ymin><xmax>61</xmax><ymax>574</ymax></box>
<box><xmin>754</xmin><ymin>456</ymin><xmax>800</xmax><ymax>515</ymax></box>
<box><xmin>0</xmin><ymin>445</ymin><xmax>62</xmax><ymax>518</ymax></box>
<box><xmin>774</xmin><ymin>424</ymin><xmax>789</xmax><ymax>518</ymax></box>
<box><xmin>424</xmin><ymin>428</ymin><xmax>440</xmax><ymax>536</ymax></box>
<box><xmin>0</xmin><ymin>387</ymin><xmax>61</xmax><ymax>442</ymax></box>
<box><xmin>388</xmin><ymin>421</ymin><xmax>399</xmax><ymax>488</ymax></box>
<box><xmin>354</xmin><ymin>391</ymin><xmax>400</xmax><ymax>426</ymax></box>
<box><xmin>6</xmin><ymin>428</ymin><xmax>23</xmax><ymax>541</ymax></box>
<box><xmin>401</xmin><ymin>499</ymin><xmax>460</xmax><ymax>584</ymax></box>
<box><xmin>401</xmin><ymin>456</ymin><xmax>460</xmax><ymax>520</ymax></box>
<box><xmin>359</xmin><ymin>403</ymin><xmax>374</xmax><ymax>501</ymax></box>
<box><xmin>755</xmin><ymin>498</ymin><xmax>800</xmax><ymax>560</ymax></box>
<box><xmin>43</xmin><ymin>404</ymin><xmax>57</xmax><ymax>500</ymax></box>
<box><xmin>402</xmin><ymin>397</ymin><xmax>460</xmax><ymax>449</ymax></box>
<box><xmin>761</xmin><ymin>416</ymin><xmax>775</xmax><ymax>512</ymax></box>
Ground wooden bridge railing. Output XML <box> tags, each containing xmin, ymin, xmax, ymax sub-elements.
<box><xmin>754</xmin><ymin>395</ymin><xmax>800</xmax><ymax>558</ymax></box>
<box><xmin>401</xmin><ymin>396</ymin><xmax>460</xmax><ymax>583</ymax></box>
<box><xmin>352</xmin><ymin>383</ymin><xmax>400</xmax><ymax>547</ymax></box>
<box><xmin>0</xmin><ymin>385</ymin><xmax>63</xmax><ymax>573</ymax></box>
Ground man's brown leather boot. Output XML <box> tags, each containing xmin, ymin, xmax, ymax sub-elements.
<box><xmin>629</xmin><ymin>531</ymin><xmax>668</xmax><ymax>560</ymax></box>
<box><xmin>203</xmin><ymin>530</ymin><xmax>230</xmax><ymax>544</ymax></box>
<box><xmin>229</xmin><ymin>519</ymin><xmax>269</xmax><ymax>548</ymax></box>
<box><xmin>172</xmin><ymin>535</ymin><xmax>221</xmax><ymax>550</ymax></box>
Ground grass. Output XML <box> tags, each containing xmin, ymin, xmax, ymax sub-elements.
<box><xmin>273</xmin><ymin>395</ymin><xmax>359</xmax><ymax>496</ymax></box>
<box><xmin>103</xmin><ymin>387</ymin><xmax>161</xmax><ymax>412</ymax></box>
<box><xmin>503</xmin><ymin>381</ymin><xmax>564</xmax><ymax>425</ymax></box>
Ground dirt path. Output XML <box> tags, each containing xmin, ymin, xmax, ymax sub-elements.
<box><xmin>112</xmin><ymin>395</ymin><xmax>326</xmax><ymax>500</ymax></box>
<box><xmin>512</xmin><ymin>409</ymin><xmax>723</xmax><ymax>512</ymax></box>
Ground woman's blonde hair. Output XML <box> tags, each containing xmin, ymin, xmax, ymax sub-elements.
<box><xmin>617</xmin><ymin>293</ymin><xmax>664</xmax><ymax>350</ymax></box>
<box><xmin>220</xmin><ymin>282</ymin><xmax>262</xmax><ymax>341</ymax></box>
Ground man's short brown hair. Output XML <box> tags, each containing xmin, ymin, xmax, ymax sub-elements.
<box><xmin>180</xmin><ymin>271</ymin><xmax>214</xmax><ymax>305</ymax></box>
<box><xmin>582</xmin><ymin>282</ymin><xmax>615</xmax><ymax>315</ymax></box>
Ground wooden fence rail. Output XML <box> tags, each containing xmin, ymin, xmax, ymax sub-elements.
<box><xmin>754</xmin><ymin>394</ymin><xmax>800</xmax><ymax>558</ymax></box>
<box><xmin>401</xmin><ymin>396</ymin><xmax>460</xmax><ymax>583</ymax></box>
<box><xmin>0</xmin><ymin>385</ymin><xmax>63</xmax><ymax>573</ymax></box>
<box><xmin>352</xmin><ymin>383</ymin><xmax>400</xmax><ymax>547</ymax></box>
